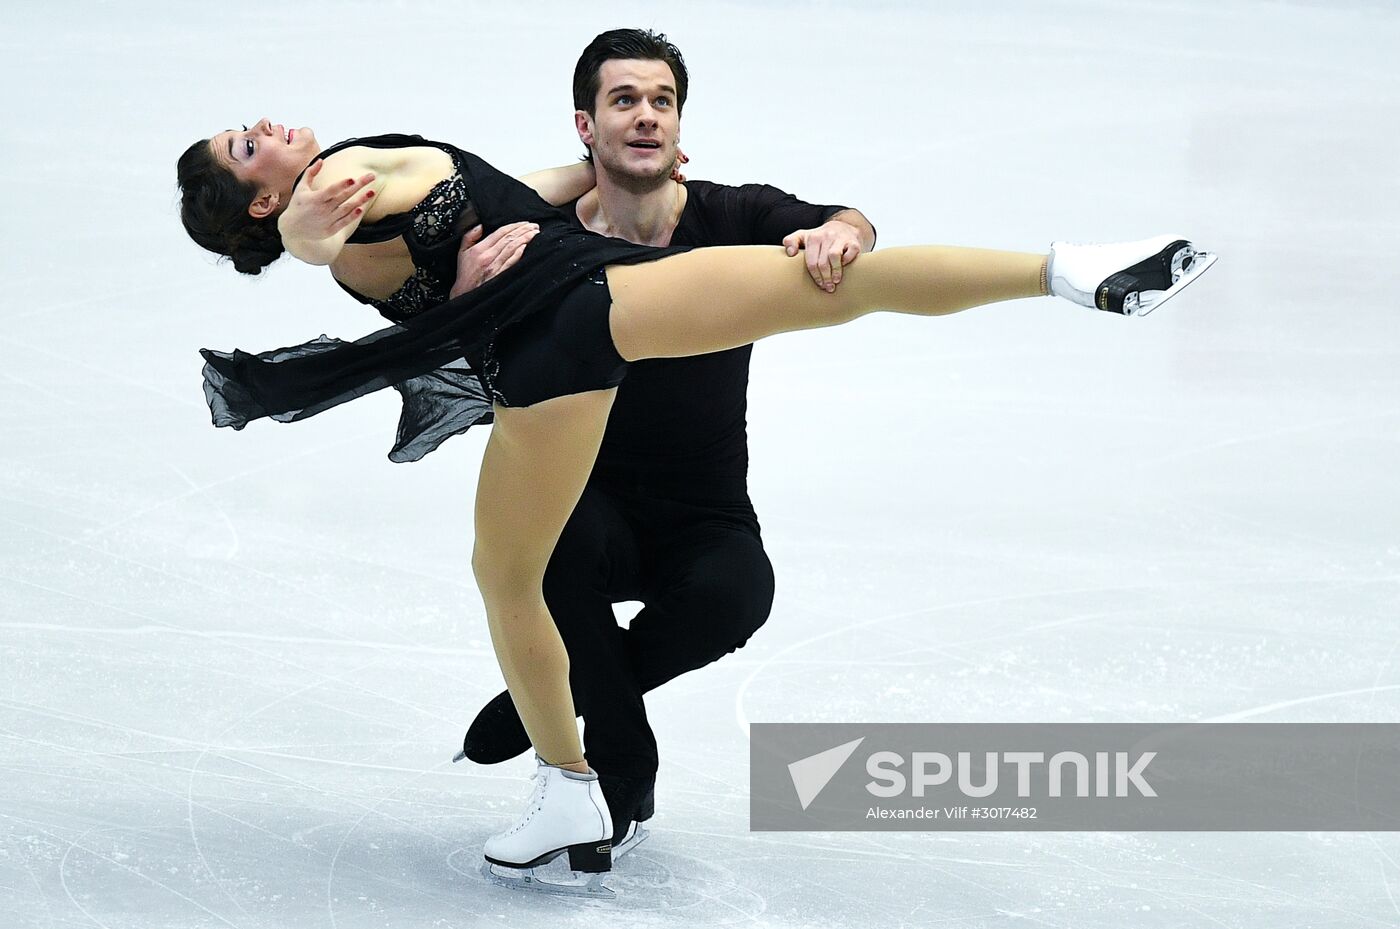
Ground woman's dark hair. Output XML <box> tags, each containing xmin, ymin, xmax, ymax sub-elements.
<box><xmin>572</xmin><ymin>28</ymin><xmax>689</xmax><ymax>117</ymax></box>
<box><xmin>177</xmin><ymin>138</ymin><xmax>285</xmax><ymax>275</ymax></box>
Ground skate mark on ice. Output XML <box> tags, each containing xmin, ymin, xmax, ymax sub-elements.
<box><xmin>1163</xmin><ymin>494</ymin><xmax>1369</xmax><ymax>554</ymax></box>
<box><xmin>734</xmin><ymin>583</ymin><xmax>1155</xmax><ymax>734</ymax></box>
<box><xmin>10</xmin><ymin>834</ymin><xmax>58</xmax><ymax>929</ymax></box>
<box><xmin>196</xmin><ymin>749</ymin><xmax>462</xmax><ymax>910</ymax></box>
<box><xmin>6</xmin><ymin>703</ymin><xmax>496</xmax><ymax>782</ymax></box>
<box><xmin>0</xmin><ymin>549</ymin><xmax>468</xmax><ymax>729</ymax></box>
<box><xmin>57</xmin><ymin>826</ymin><xmax>119</xmax><ymax>929</ymax></box>
<box><xmin>1203</xmin><ymin>682</ymin><xmax>1400</xmax><ymax>723</ymax></box>
<box><xmin>603</xmin><ymin>847</ymin><xmax>768</xmax><ymax>920</ymax></box>
<box><xmin>0</xmin><ymin>615</ymin><xmax>462</xmax><ymax>737</ymax></box>
<box><xmin>3</xmin><ymin>722</ymin><xmax>414</xmax><ymax>887</ymax></box>
<box><xmin>1151</xmin><ymin>840</ymin><xmax>1386</xmax><ymax>927</ymax></box>
<box><xmin>1360</xmin><ymin>626</ymin><xmax>1400</xmax><ymax>922</ymax></box>
<box><xmin>1137</xmin><ymin>407</ymin><xmax>1400</xmax><ymax>470</ymax></box>
<box><xmin>54</xmin><ymin>822</ymin><xmax>243</xmax><ymax>929</ymax></box>
<box><xmin>0</xmin><ymin>515</ymin><xmax>414</xmax><ymax>653</ymax></box>
<box><xmin>80</xmin><ymin>461</ymin><xmax>243</xmax><ymax>562</ymax></box>
<box><xmin>82</xmin><ymin>440</ymin><xmax>372</xmax><ymax>544</ymax></box>
<box><xmin>0</xmin><ymin>619</ymin><xmax>492</xmax><ymax>658</ymax></box>
<box><xmin>323</xmin><ymin>753</ymin><xmax>450</xmax><ymax>929</ymax></box>
<box><xmin>33</xmin><ymin>733</ymin><xmax>450</xmax><ymax>913</ymax></box>
<box><xmin>2</xmin><ymin>479</ymin><xmax>486</xmax><ymax>718</ymax></box>
<box><xmin>1379</xmin><ymin>854</ymin><xmax>1400</xmax><ymax>924</ymax></box>
<box><xmin>1</xmin><ymin>335</ymin><xmax>202</xmax><ymax>409</ymax></box>
<box><xmin>0</xmin><ymin>276</ymin><xmax>218</xmax><ymax>324</ymax></box>
<box><xmin>181</xmin><ymin>655</ymin><xmax>404</xmax><ymax>925</ymax></box>
<box><xmin>754</xmin><ymin>830</ymin><xmax>1024</xmax><ymax>921</ymax></box>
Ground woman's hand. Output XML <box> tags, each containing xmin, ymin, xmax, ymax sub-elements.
<box><xmin>277</xmin><ymin>160</ymin><xmax>378</xmax><ymax>265</ymax></box>
<box><xmin>670</xmin><ymin>148</ymin><xmax>690</xmax><ymax>183</ymax></box>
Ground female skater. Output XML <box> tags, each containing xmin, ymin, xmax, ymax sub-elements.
<box><xmin>179</xmin><ymin>119</ymin><xmax>1214</xmax><ymax>887</ymax></box>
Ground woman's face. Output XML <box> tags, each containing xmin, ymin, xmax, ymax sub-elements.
<box><xmin>209</xmin><ymin>118</ymin><xmax>320</xmax><ymax>218</ymax></box>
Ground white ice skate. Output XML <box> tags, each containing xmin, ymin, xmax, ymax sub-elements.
<box><xmin>1048</xmin><ymin>234</ymin><xmax>1217</xmax><ymax>316</ymax></box>
<box><xmin>480</xmin><ymin>756</ymin><xmax>615</xmax><ymax>899</ymax></box>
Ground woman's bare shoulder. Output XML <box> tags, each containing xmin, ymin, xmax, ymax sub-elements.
<box><xmin>318</xmin><ymin>145</ymin><xmax>452</xmax><ymax>181</ymax></box>
<box><xmin>313</xmin><ymin>145</ymin><xmax>455</xmax><ymax>219</ymax></box>
<box><xmin>314</xmin><ymin>146</ymin><xmax>407</xmax><ymax>183</ymax></box>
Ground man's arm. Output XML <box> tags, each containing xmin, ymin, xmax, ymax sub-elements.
<box><xmin>827</xmin><ymin>209</ymin><xmax>877</xmax><ymax>252</ymax></box>
<box><xmin>731</xmin><ymin>183</ymin><xmax>878</xmax><ymax>292</ymax></box>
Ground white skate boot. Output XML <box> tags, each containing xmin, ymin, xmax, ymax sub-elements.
<box><xmin>1048</xmin><ymin>234</ymin><xmax>1217</xmax><ymax>316</ymax></box>
<box><xmin>481</xmin><ymin>756</ymin><xmax>615</xmax><ymax>898</ymax></box>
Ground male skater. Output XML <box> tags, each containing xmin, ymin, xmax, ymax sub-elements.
<box><xmin>454</xmin><ymin>29</ymin><xmax>876</xmax><ymax>847</ymax></box>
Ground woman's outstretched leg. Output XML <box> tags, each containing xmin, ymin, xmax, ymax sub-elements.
<box><xmin>607</xmin><ymin>244</ymin><xmax>1047</xmax><ymax>361</ymax></box>
<box><xmin>607</xmin><ymin>236</ymin><xmax>1214</xmax><ymax>360</ymax></box>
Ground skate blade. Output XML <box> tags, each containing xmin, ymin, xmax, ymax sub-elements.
<box><xmin>612</xmin><ymin>824</ymin><xmax>650</xmax><ymax>860</ymax></box>
<box><xmin>480</xmin><ymin>859</ymin><xmax>615</xmax><ymax>899</ymax></box>
<box><xmin>1127</xmin><ymin>247</ymin><xmax>1218</xmax><ymax>317</ymax></box>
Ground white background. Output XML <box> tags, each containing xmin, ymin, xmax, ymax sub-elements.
<box><xmin>2</xmin><ymin>1</ymin><xmax>1398</xmax><ymax>926</ymax></box>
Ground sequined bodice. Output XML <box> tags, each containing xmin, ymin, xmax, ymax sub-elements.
<box><xmin>414</xmin><ymin>173</ymin><xmax>471</xmax><ymax>244</ymax></box>
<box><xmin>303</xmin><ymin>137</ymin><xmax>481</xmax><ymax>325</ymax></box>
<box><xmin>359</xmin><ymin>170</ymin><xmax>476</xmax><ymax>322</ymax></box>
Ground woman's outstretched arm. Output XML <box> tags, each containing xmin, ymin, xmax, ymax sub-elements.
<box><xmin>277</xmin><ymin>158</ymin><xmax>386</xmax><ymax>266</ymax></box>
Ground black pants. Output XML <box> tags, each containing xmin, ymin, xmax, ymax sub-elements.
<box><xmin>542</xmin><ymin>479</ymin><xmax>775</xmax><ymax>778</ymax></box>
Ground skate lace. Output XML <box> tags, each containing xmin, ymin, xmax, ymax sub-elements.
<box><xmin>502</xmin><ymin>769</ymin><xmax>548</xmax><ymax>838</ymax></box>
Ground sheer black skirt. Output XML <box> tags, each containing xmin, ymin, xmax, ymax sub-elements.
<box><xmin>199</xmin><ymin>225</ymin><xmax>689</xmax><ymax>462</ymax></box>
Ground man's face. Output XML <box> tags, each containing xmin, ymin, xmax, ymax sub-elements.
<box><xmin>577</xmin><ymin>58</ymin><xmax>680</xmax><ymax>190</ymax></box>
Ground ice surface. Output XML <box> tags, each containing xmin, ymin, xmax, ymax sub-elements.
<box><xmin>2</xmin><ymin>1</ymin><xmax>1399</xmax><ymax>926</ymax></box>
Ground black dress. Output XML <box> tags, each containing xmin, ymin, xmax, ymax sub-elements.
<box><xmin>199</xmin><ymin>134</ymin><xmax>690</xmax><ymax>461</ymax></box>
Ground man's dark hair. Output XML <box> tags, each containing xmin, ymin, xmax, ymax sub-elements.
<box><xmin>572</xmin><ymin>28</ymin><xmax>689</xmax><ymax>116</ymax></box>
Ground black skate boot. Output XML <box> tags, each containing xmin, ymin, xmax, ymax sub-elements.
<box><xmin>454</xmin><ymin>689</ymin><xmax>532</xmax><ymax>765</ymax></box>
<box><xmin>599</xmin><ymin>771</ymin><xmax>656</xmax><ymax>859</ymax></box>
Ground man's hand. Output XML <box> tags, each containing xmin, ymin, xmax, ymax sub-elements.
<box><xmin>276</xmin><ymin>159</ymin><xmax>377</xmax><ymax>255</ymax></box>
<box><xmin>783</xmin><ymin>219</ymin><xmax>865</xmax><ymax>292</ymax></box>
<box><xmin>449</xmin><ymin>222</ymin><xmax>540</xmax><ymax>299</ymax></box>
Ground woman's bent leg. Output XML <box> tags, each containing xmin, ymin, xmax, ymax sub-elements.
<box><xmin>607</xmin><ymin>245</ymin><xmax>1047</xmax><ymax>361</ymax></box>
<box><xmin>472</xmin><ymin>388</ymin><xmax>617</xmax><ymax>768</ymax></box>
